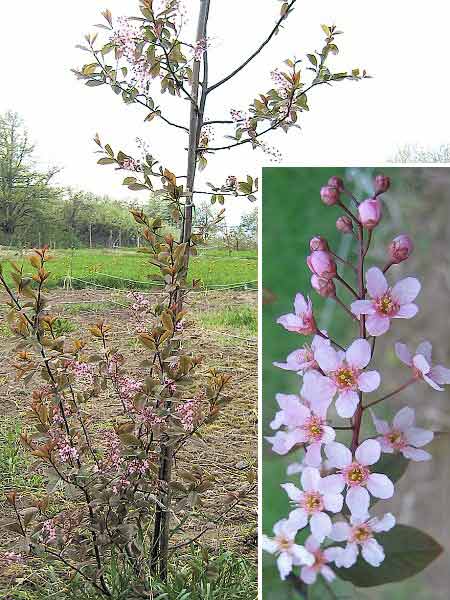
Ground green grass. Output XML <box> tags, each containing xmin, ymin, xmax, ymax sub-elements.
<box><xmin>0</xmin><ymin>416</ymin><xmax>44</xmax><ymax>495</ymax></box>
<box><xmin>198</xmin><ymin>306</ymin><xmax>257</xmax><ymax>335</ymax></box>
<box><xmin>0</xmin><ymin>248</ymin><xmax>257</xmax><ymax>290</ymax></box>
<box><xmin>3</xmin><ymin>547</ymin><xmax>257</xmax><ymax>600</ymax></box>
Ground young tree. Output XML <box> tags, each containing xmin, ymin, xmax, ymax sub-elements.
<box><xmin>71</xmin><ymin>0</ymin><xmax>367</xmax><ymax>581</ymax></box>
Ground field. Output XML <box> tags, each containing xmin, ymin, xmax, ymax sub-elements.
<box><xmin>0</xmin><ymin>246</ymin><xmax>257</xmax><ymax>598</ymax></box>
<box><xmin>0</xmin><ymin>247</ymin><xmax>257</xmax><ymax>290</ymax></box>
<box><xmin>262</xmin><ymin>167</ymin><xmax>450</xmax><ymax>599</ymax></box>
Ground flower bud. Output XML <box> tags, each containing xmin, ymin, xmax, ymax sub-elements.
<box><xmin>336</xmin><ymin>215</ymin><xmax>353</xmax><ymax>234</ymax></box>
<box><xmin>307</xmin><ymin>250</ymin><xmax>337</xmax><ymax>279</ymax></box>
<box><xmin>309</xmin><ymin>236</ymin><xmax>329</xmax><ymax>252</ymax></box>
<box><xmin>358</xmin><ymin>197</ymin><xmax>382</xmax><ymax>230</ymax></box>
<box><xmin>388</xmin><ymin>234</ymin><xmax>413</xmax><ymax>264</ymax></box>
<box><xmin>320</xmin><ymin>185</ymin><xmax>340</xmax><ymax>206</ymax></box>
<box><xmin>374</xmin><ymin>174</ymin><xmax>390</xmax><ymax>195</ymax></box>
<box><xmin>311</xmin><ymin>275</ymin><xmax>336</xmax><ymax>298</ymax></box>
<box><xmin>328</xmin><ymin>176</ymin><xmax>344</xmax><ymax>192</ymax></box>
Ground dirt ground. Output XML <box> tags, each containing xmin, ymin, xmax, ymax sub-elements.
<box><xmin>0</xmin><ymin>288</ymin><xmax>257</xmax><ymax>588</ymax></box>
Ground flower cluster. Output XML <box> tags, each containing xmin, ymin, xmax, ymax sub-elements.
<box><xmin>265</xmin><ymin>173</ymin><xmax>446</xmax><ymax>588</ymax></box>
<box><xmin>176</xmin><ymin>391</ymin><xmax>204</xmax><ymax>431</ymax></box>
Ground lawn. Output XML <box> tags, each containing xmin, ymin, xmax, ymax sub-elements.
<box><xmin>0</xmin><ymin>247</ymin><xmax>257</xmax><ymax>290</ymax></box>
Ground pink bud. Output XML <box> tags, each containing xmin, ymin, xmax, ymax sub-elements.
<box><xmin>336</xmin><ymin>215</ymin><xmax>353</xmax><ymax>234</ymax></box>
<box><xmin>358</xmin><ymin>197</ymin><xmax>382</xmax><ymax>230</ymax></box>
<box><xmin>328</xmin><ymin>176</ymin><xmax>344</xmax><ymax>192</ymax></box>
<box><xmin>374</xmin><ymin>174</ymin><xmax>390</xmax><ymax>195</ymax></box>
<box><xmin>307</xmin><ymin>250</ymin><xmax>337</xmax><ymax>280</ymax></box>
<box><xmin>309</xmin><ymin>236</ymin><xmax>329</xmax><ymax>252</ymax></box>
<box><xmin>320</xmin><ymin>186</ymin><xmax>340</xmax><ymax>206</ymax></box>
<box><xmin>311</xmin><ymin>275</ymin><xmax>336</xmax><ymax>298</ymax></box>
<box><xmin>388</xmin><ymin>234</ymin><xmax>413</xmax><ymax>264</ymax></box>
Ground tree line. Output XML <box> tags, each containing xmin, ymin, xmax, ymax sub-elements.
<box><xmin>0</xmin><ymin>111</ymin><xmax>257</xmax><ymax>249</ymax></box>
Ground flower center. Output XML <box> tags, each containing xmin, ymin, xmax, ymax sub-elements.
<box><xmin>375</xmin><ymin>292</ymin><xmax>399</xmax><ymax>316</ymax></box>
<box><xmin>300</xmin><ymin>491</ymin><xmax>324</xmax><ymax>514</ymax></box>
<box><xmin>351</xmin><ymin>524</ymin><xmax>373</xmax><ymax>543</ymax></box>
<box><xmin>386</xmin><ymin>429</ymin><xmax>406</xmax><ymax>450</ymax></box>
<box><xmin>334</xmin><ymin>366</ymin><xmax>358</xmax><ymax>390</ymax></box>
<box><xmin>276</xmin><ymin>536</ymin><xmax>292</xmax><ymax>552</ymax></box>
<box><xmin>342</xmin><ymin>462</ymin><xmax>370</xmax><ymax>487</ymax></box>
<box><xmin>303</xmin><ymin>415</ymin><xmax>325</xmax><ymax>442</ymax></box>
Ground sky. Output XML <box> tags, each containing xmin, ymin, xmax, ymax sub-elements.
<box><xmin>1</xmin><ymin>1</ymin><xmax>450</xmax><ymax>224</ymax></box>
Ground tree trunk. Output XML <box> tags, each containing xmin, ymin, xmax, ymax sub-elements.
<box><xmin>151</xmin><ymin>0</ymin><xmax>211</xmax><ymax>581</ymax></box>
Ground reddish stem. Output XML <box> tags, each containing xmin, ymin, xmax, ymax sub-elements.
<box><xmin>363</xmin><ymin>378</ymin><xmax>417</xmax><ymax>410</ymax></box>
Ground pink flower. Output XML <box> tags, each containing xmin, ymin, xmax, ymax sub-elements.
<box><xmin>389</xmin><ymin>234</ymin><xmax>413</xmax><ymax>264</ymax></box>
<box><xmin>277</xmin><ymin>293</ymin><xmax>317</xmax><ymax>335</ymax></box>
<box><xmin>395</xmin><ymin>341</ymin><xmax>450</xmax><ymax>391</ymax></box>
<box><xmin>267</xmin><ymin>392</ymin><xmax>335</xmax><ymax>465</ymax></box>
<box><xmin>328</xmin><ymin>176</ymin><xmax>344</xmax><ymax>192</ymax></box>
<box><xmin>374</xmin><ymin>174</ymin><xmax>390</xmax><ymax>195</ymax></box>
<box><xmin>314</xmin><ymin>339</ymin><xmax>380</xmax><ymax>418</ymax></box>
<box><xmin>282</xmin><ymin>467</ymin><xmax>344</xmax><ymax>542</ymax></box>
<box><xmin>307</xmin><ymin>250</ymin><xmax>337</xmax><ymax>280</ymax></box>
<box><xmin>325</xmin><ymin>440</ymin><xmax>394</xmax><ymax>517</ymax></box>
<box><xmin>371</xmin><ymin>406</ymin><xmax>434</xmax><ymax>461</ymax></box>
<box><xmin>351</xmin><ymin>267</ymin><xmax>421</xmax><ymax>336</ymax></box>
<box><xmin>299</xmin><ymin>535</ymin><xmax>341</xmax><ymax>585</ymax></box>
<box><xmin>273</xmin><ymin>334</ymin><xmax>330</xmax><ymax>375</ymax></box>
<box><xmin>262</xmin><ymin>519</ymin><xmax>314</xmax><ymax>580</ymax></box>
<box><xmin>320</xmin><ymin>186</ymin><xmax>340</xmax><ymax>206</ymax></box>
<box><xmin>358</xmin><ymin>197</ymin><xmax>382</xmax><ymax>230</ymax></box>
<box><xmin>311</xmin><ymin>275</ymin><xmax>336</xmax><ymax>298</ymax></box>
<box><xmin>310</xmin><ymin>236</ymin><xmax>329</xmax><ymax>252</ymax></box>
<box><xmin>336</xmin><ymin>215</ymin><xmax>353</xmax><ymax>234</ymax></box>
<box><xmin>330</xmin><ymin>513</ymin><xmax>395</xmax><ymax>568</ymax></box>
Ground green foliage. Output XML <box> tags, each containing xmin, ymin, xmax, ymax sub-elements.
<box><xmin>335</xmin><ymin>525</ymin><xmax>443</xmax><ymax>587</ymax></box>
<box><xmin>199</xmin><ymin>306</ymin><xmax>257</xmax><ymax>334</ymax></box>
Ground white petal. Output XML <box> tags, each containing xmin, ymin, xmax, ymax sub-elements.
<box><xmin>319</xmin><ymin>474</ymin><xmax>346</xmax><ymax>495</ymax></box>
<box><xmin>402</xmin><ymin>447</ymin><xmax>432</xmax><ymax>461</ymax></box>
<box><xmin>346</xmin><ymin>486</ymin><xmax>370</xmax><ymax>517</ymax></box>
<box><xmin>305</xmin><ymin>535</ymin><xmax>320</xmax><ymax>552</ymax></box>
<box><xmin>288</xmin><ymin>508</ymin><xmax>308</xmax><ymax>530</ymax></box>
<box><xmin>336</xmin><ymin>542</ymin><xmax>359</xmax><ymax>568</ymax></box>
<box><xmin>292</xmin><ymin>544</ymin><xmax>315</xmax><ymax>566</ymax></box>
<box><xmin>392</xmin><ymin>277</ymin><xmax>421</xmax><ymax>304</ymax></box>
<box><xmin>367</xmin><ymin>473</ymin><xmax>394</xmax><ymax>499</ymax></box>
<box><xmin>372</xmin><ymin>513</ymin><xmax>396</xmax><ymax>533</ymax></box>
<box><xmin>423</xmin><ymin>374</ymin><xmax>444</xmax><ymax>391</ymax></box>
<box><xmin>310</xmin><ymin>512</ymin><xmax>332</xmax><ymax>542</ymax></box>
<box><xmin>366</xmin><ymin>267</ymin><xmax>388</xmax><ymax>298</ymax></box>
<box><xmin>277</xmin><ymin>552</ymin><xmax>293</xmax><ymax>580</ymax></box>
<box><xmin>355</xmin><ymin>439</ymin><xmax>381</xmax><ymax>466</ymax></box>
<box><xmin>413</xmin><ymin>354</ymin><xmax>430</xmax><ymax>375</ymax></box>
<box><xmin>395</xmin><ymin>303</ymin><xmax>418</xmax><ymax>319</ymax></box>
<box><xmin>329</xmin><ymin>521</ymin><xmax>351</xmax><ymax>542</ymax></box>
<box><xmin>315</xmin><ymin>345</ymin><xmax>340</xmax><ymax>373</ymax></box>
<box><xmin>416</xmin><ymin>341</ymin><xmax>432</xmax><ymax>364</ymax></box>
<box><xmin>366</xmin><ymin>314</ymin><xmax>391</xmax><ymax>336</ymax></box>
<box><xmin>301</xmin><ymin>467</ymin><xmax>321</xmax><ymax>492</ymax></box>
<box><xmin>325</xmin><ymin>442</ymin><xmax>352</xmax><ymax>469</ymax></box>
<box><xmin>322</xmin><ymin>425</ymin><xmax>336</xmax><ymax>444</ymax></box>
<box><xmin>358</xmin><ymin>370</ymin><xmax>381</xmax><ymax>393</ymax></box>
<box><xmin>395</xmin><ymin>342</ymin><xmax>413</xmax><ymax>366</ymax></box>
<box><xmin>281</xmin><ymin>483</ymin><xmax>303</xmax><ymax>503</ymax></box>
<box><xmin>351</xmin><ymin>299</ymin><xmax>375</xmax><ymax>317</ymax></box>
<box><xmin>393</xmin><ymin>406</ymin><xmax>415</xmax><ymax>431</ymax></box>
<box><xmin>405</xmin><ymin>426</ymin><xmax>433</xmax><ymax>447</ymax></box>
<box><xmin>370</xmin><ymin>409</ymin><xmax>390</xmax><ymax>434</ymax></box>
<box><xmin>262</xmin><ymin>535</ymin><xmax>279</xmax><ymax>554</ymax></box>
<box><xmin>361</xmin><ymin>538</ymin><xmax>385</xmax><ymax>567</ymax></box>
<box><xmin>304</xmin><ymin>443</ymin><xmax>322</xmax><ymax>468</ymax></box>
<box><xmin>300</xmin><ymin>566</ymin><xmax>317</xmax><ymax>584</ymax></box>
<box><xmin>294</xmin><ymin>293</ymin><xmax>308</xmax><ymax>315</ymax></box>
<box><xmin>323</xmin><ymin>493</ymin><xmax>344</xmax><ymax>513</ymax></box>
<box><xmin>336</xmin><ymin>390</ymin><xmax>359</xmax><ymax>418</ymax></box>
<box><xmin>321</xmin><ymin>565</ymin><xmax>336</xmax><ymax>582</ymax></box>
<box><xmin>346</xmin><ymin>338</ymin><xmax>371</xmax><ymax>369</ymax></box>
<box><xmin>429</xmin><ymin>365</ymin><xmax>450</xmax><ymax>385</ymax></box>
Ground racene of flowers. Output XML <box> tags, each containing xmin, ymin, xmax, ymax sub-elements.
<box><xmin>263</xmin><ymin>173</ymin><xmax>446</xmax><ymax>591</ymax></box>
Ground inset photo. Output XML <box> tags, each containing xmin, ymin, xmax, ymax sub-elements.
<box><xmin>262</xmin><ymin>167</ymin><xmax>449</xmax><ymax>599</ymax></box>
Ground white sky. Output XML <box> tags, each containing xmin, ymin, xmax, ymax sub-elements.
<box><xmin>1</xmin><ymin>1</ymin><xmax>450</xmax><ymax>224</ymax></box>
